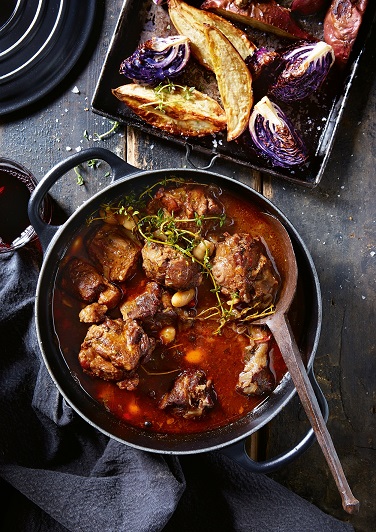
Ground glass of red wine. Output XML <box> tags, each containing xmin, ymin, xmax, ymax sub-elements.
<box><xmin>0</xmin><ymin>158</ymin><xmax>51</xmax><ymax>253</ymax></box>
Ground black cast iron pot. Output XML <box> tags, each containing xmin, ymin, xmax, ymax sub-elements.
<box><xmin>28</xmin><ymin>147</ymin><xmax>327</xmax><ymax>473</ymax></box>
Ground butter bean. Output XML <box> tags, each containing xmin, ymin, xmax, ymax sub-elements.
<box><xmin>118</xmin><ymin>214</ymin><xmax>136</xmax><ymax>230</ymax></box>
<box><xmin>171</xmin><ymin>288</ymin><xmax>195</xmax><ymax>308</ymax></box>
<box><xmin>99</xmin><ymin>209</ymin><xmax>117</xmax><ymax>225</ymax></box>
<box><xmin>192</xmin><ymin>240</ymin><xmax>215</xmax><ymax>261</ymax></box>
<box><xmin>159</xmin><ymin>326</ymin><xmax>176</xmax><ymax>345</ymax></box>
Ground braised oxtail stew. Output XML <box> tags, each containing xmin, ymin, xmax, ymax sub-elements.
<box><xmin>54</xmin><ymin>179</ymin><xmax>289</xmax><ymax>434</ymax></box>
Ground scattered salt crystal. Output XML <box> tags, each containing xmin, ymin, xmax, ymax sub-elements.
<box><xmin>361</xmin><ymin>295</ymin><xmax>366</xmax><ymax>300</ymax></box>
<box><xmin>75</xmin><ymin>146</ymin><xmax>82</xmax><ymax>152</ymax></box>
<box><xmin>370</xmin><ymin>251</ymin><xmax>375</xmax><ymax>257</ymax></box>
<box><xmin>72</xmin><ymin>86</ymin><xmax>80</xmax><ymax>94</ymax></box>
<box><xmin>66</xmin><ymin>146</ymin><xmax>72</xmax><ymax>151</ymax></box>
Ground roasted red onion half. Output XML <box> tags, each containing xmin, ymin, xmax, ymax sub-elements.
<box><xmin>119</xmin><ymin>36</ymin><xmax>190</xmax><ymax>84</ymax></box>
<box><xmin>269</xmin><ymin>41</ymin><xmax>335</xmax><ymax>102</ymax></box>
<box><xmin>249</xmin><ymin>96</ymin><xmax>308</xmax><ymax>168</ymax></box>
<box><xmin>246</xmin><ymin>47</ymin><xmax>280</xmax><ymax>81</ymax></box>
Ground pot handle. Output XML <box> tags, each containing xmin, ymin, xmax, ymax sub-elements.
<box><xmin>28</xmin><ymin>148</ymin><xmax>138</xmax><ymax>251</ymax></box>
<box><xmin>220</xmin><ymin>370</ymin><xmax>329</xmax><ymax>473</ymax></box>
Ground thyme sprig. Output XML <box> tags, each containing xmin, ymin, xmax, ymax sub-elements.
<box><xmin>93</xmin><ymin>120</ymin><xmax>120</xmax><ymax>140</ymax></box>
<box><xmin>139</xmin><ymin>80</ymin><xmax>195</xmax><ymax>113</ymax></box>
<box><xmin>88</xmin><ymin>177</ymin><xmax>276</xmax><ymax>332</ymax></box>
<box><xmin>136</xmin><ymin>209</ymin><xmax>229</xmax><ymax>329</ymax></box>
<box><xmin>74</xmin><ymin>165</ymin><xmax>85</xmax><ymax>186</ymax></box>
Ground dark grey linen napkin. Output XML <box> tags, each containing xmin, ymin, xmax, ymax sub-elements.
<box><xmin>0</xmin><ymin>248</ymin><xmax>354</xmax><ymax>532</ymax></box>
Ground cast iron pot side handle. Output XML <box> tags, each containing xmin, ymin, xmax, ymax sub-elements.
<box><xmin>220</xmin><ymin>370</ymin><xmax>329</xmax><ymax>473</ymax></box>
<box><xmin>28</xmin><ymin>148</ymin><xmax>137</xmax><ymax>251</ymax></box>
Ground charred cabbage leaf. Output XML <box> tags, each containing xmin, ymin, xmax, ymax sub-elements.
<box><xmin>269</xmin><ymin>41</ymin><xmax>335</xmax><ymax>102</ymax></box>
<box><xmin>119</xmin><ymin>36</ymin><xmax>190</xmax><ymax>84</ymax></box>
<box><xmin>249</xmin><ymin>96</ymin><xmax>308</xmax><ymax>168</ymax></box>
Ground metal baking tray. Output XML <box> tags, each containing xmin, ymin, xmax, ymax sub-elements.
<box><xmin>92</xmin><ymin>0</ymin><xmax>375</xmax><ymax>187</ymax></box>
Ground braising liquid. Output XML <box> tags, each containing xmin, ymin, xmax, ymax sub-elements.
<box><xmin>53</xmin><ymin>186</ymin><xmax>293</xmax><ymax>435</ymax></box>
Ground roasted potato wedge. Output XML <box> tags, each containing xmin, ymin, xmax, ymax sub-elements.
<box><xmin>112</xmin><ymin>84</ymin><xmax>227</xmax><ymax>137</ymax></box>
<box><xmin>205</xmin><ymin>26</ymin><xmax>253</xmax><ymax>141</ymax></box>
<box><xmin>168</xmin><ymin>0</ymin><xmax>256</xmax><ymax>70</ymax></box>
<box><xmin>201</xmin><ymin>0</ymin><xmax>314</xmax><ymax>40</ymax></box>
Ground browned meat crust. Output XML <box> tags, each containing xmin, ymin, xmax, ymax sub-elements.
<box><xmin>120</xmin><ymin>282</ymin><xmax>162</xmax><ymax>321</ymax></box>
<box><xmin>79</xmin><ymin>302</ymin><xmax>108</xmax><ymax>324</ymax></box>
<box><xmin>142</xmin><ymin>241</ymin><xmax>202</xmax><ymax>290</ymax></box>
<box><xmin>60</xmin><ymin>257</ymin><xmax>121</xmax><ymax>308</ymax></box>
<box><xmin>211</xmin><ymin>232</ymin><xmax>279</xmax><ymax>306</ymax></box>
<box><xmin>87</xmin><ymin>224</ymin><xmax>141</xmax><ymax>282</ymax></box>
<box><xmin>147</xmin><ymin>184</ymin><xmax>223</xmax><ymax>234</ymax></box>
<box><xmin>120</xmin><ymin>282</ymin><xmax>178</xmax><ymax>336</ymax></box>
<box><xmin>78</xmin><ymin>317</ymin><xmax>156</xmax><ymax>380</ymax></box>
<box><xmin>159</xmin><ymin>369</ymin><xmax>216</xmax><ymax>418</ymax></box>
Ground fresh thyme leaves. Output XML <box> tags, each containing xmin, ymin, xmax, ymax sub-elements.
<box><xmin>139</xmin><ymin>80</ymin><xmax>195</xmax><ymax>113</ymax></box>
<box><xmin>74</xmin><ymin>166</ymin><xmax>85</xmax><ymax>186</ymax></box>
<box><xmin>87</xmin><ymin>159</ymin><xmax>101</xmax><ymax>169</ymax></box>
<box><xmin>87</xmin><ymin>188</ymin><xmax>146</xmax><ymax>226</ymax></box>
<box><xmin>73</xmin><ymin>160</ymin><xmax>102</xmax><ymax>187</ymax></box>
<box><xmin>93</xmin><ymin>120</ymin><xmax>120</xmax><ymax>140</ymax></box>
<box><xmin>139</xmin><ymin>177</ymin><xmax>186</xmax><ymax>201</ymax></box>
<box><xmin>88</xmin><ymin>177</ymin><xmax>276</xmax><ymax>332</ymax></box>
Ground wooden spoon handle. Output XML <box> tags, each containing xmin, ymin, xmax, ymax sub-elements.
<box><xmin>268</xmin><ymin>314</ymin><xmax>360</xmax><ymax>514</ymax></box>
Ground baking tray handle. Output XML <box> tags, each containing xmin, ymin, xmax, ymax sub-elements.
<box><xmin>220</xmin><ymin>370</ymin><xmax>329</xmax><ymax>473</ymax></box>
<box><xmin>28</xmin><ymin>147</ymin><xmax>138</xmax><ymax>252</ymax></box>
<box><xmin>185</xmin><ymin>143</ymin><xmax>220</xmax><ymax>170</ymax></box>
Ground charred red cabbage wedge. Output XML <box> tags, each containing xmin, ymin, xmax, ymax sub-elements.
<box><xmin>119</xmin><ymin>36</ymin><xmax>190</xmax><ymax>83</ymax></box>
<box><xmin>269</xmin><ymin>41</ymin><xmax>335</xmax><ymax>102</ymax></box>
<box><xmin>249</xmin><ymin>96</ymin><xmax>308</xmax><ymax>168</ymax></box>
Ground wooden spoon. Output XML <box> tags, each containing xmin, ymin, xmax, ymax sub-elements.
<box><xmin>254</xmin><ymin>213</ymin><xmax>360</xmax><ymax>515</ymax></box>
